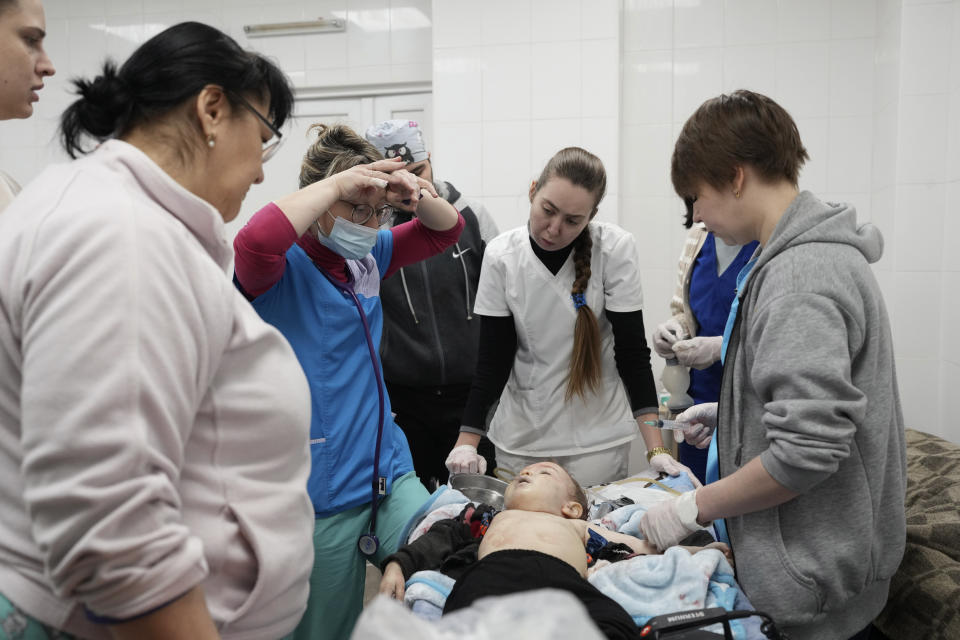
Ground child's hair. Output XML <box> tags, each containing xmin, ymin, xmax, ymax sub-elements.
<box><xmin>671</xmin><ymin>90</ymin><xmax>808</xmax><ymax>207</ymax></box>
<box><xmin>532</xmin><ymin>147</ymin><xmax>607</xmax><ymax>401</ymax></box>
<box><xmin>299</xmin><ymin>123</ymin><xmax>383</xmax><ymax>188</ymax></box>
<box><xmin>555</xmin><ymin>464</ymin><xmax>589</xmax><ymax>521</ymax></box>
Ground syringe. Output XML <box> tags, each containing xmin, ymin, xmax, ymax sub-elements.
<box><xmin>641</xmin><ymin>419</ymin><xmax>688</xmax><ymax>431</ymax></box>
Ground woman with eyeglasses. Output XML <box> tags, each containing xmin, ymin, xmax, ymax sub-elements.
<box><xmin>0</xmin><ymin>22</ymin><xmax>380</xmax><ymax>640</ymax></box>
<box><xmin>233</xmin><ymin>123</ymin><xmax>461</xmax><ymax>640</ymax></box>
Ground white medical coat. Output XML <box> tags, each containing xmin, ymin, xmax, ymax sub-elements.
<box><xmin>474</xmin><ymin>222</ymin><xmax>644</xmax><ymax>456</ymax></box>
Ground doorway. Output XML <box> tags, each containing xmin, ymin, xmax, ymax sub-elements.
<box><xmin>228</xmin><ymin>90</ymin><xmax>432</xmax><ymax>238</ymax></box>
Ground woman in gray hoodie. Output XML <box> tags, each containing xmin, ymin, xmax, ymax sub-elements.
<box><xmin>639</xmin><ymin>90</ymin><xmax>906</xmax><ymax>640</ymax></box>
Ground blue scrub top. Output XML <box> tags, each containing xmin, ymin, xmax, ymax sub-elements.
<box><xmin>677</xmin><ymin>235</ymin><xmax>757</xmax><ymax>485</ymax></box>
<box><xmin>687</xmin><ymin>235</ymin><xmax>759</xmax><ymax>405</ymax></box>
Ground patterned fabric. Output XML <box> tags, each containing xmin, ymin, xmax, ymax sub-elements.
<box><xmin>875</xmin><ymin>429</ymin><xmax>960</xmax><ymax>640</ymax></box>
<box><xmin>0</xmin><ymin>594</ymin><xmax>74</xmax><ymax>640</ymax></box>
<box><xmin>363</xmin><ymin>119</ymin><xmax>428</xmax><ymax>163</ymax></box>
<box><xmin>668</xmin><ymin>223</ymin><xmax>709</xmax><ymax>336</ymax></box>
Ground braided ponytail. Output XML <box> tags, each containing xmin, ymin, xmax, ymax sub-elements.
<box><xmin>532</xmin><ymin>147</ymin><xmax>607</xmax><ymax>401</ymax></box>
<box><xmin>567</xmin><ymin>226</ymin><xmax>602</xmax><ymax>400</ymax></box>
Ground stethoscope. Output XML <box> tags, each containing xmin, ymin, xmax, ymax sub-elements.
<box><xmin>316</xmin><ymin>265</ymin><xmax>386</xmax><ymax>557</ymax></box>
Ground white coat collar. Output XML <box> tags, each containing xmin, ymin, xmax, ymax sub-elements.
<box><xmin>93</xmin><ymin>139</ymin><xmax>233</xmax><ymax>270</ymax></box>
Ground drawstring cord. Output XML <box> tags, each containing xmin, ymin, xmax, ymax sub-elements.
<box><xmin>454</xmin><ymin>242</ymin><xmax>473</xmax><ymax>320</ymax></box>
<box><xmin>398</xmin><ymin>243</ymin><xmax>474</xmax><ymax>323</ymax></box>
<box><xmin>399</xmin><ymin>268</ymin><xmax>419</xmax><ymax>324</ymax></box>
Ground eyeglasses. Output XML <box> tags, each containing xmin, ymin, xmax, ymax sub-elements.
<box><xmin>230</xmin><ymin>92</ymin><xmax>284</xmax><ymax>162</ymax></box>
<box><xmin>350</xmin><ymin>203</ymin><xmax>396</xmax><ymax>226</ymax></box>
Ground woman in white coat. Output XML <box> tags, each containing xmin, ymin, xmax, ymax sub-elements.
<box><xmin>444</xmin><ymin>147</ymin><xmax>698</xmax><ymax>487</ymax></box>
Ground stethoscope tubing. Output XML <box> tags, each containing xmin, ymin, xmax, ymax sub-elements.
<box><xmin>316</xmin><ymin>265</ymin><xmax>386</xmax><ymax>549</ymax></box>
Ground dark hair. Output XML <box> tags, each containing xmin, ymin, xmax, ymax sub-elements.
<box><xmin>299</xmin><ymin>123</ymin><xmax>382</xmax><ymax>188</ymax></box>
<box><xmin>671</xmin><ymin>90</ymin><xmax>809</xmax><ymax>205</ymax></box>
<box><xmin>532</xmin><ymin>147</ymin><xmax>607</xmax><ymax>401</ymax></box>
<box><xmin>60</xmin><ymin>21</ymin><xmax>294</xmax><ymax>159</ymax></box>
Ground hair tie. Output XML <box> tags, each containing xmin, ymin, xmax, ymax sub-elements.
<box><xmin>571</xmin><ymin>293</ymin><xmax>586</xmax><ymax>310</ymax></box>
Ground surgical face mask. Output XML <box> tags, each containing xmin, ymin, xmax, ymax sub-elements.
<box><xmin>317</xmin><ymin>211</ymin><xmax>379</xmax><ymax>260</ymax></box>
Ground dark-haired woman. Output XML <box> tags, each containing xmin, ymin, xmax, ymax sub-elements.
<box><xmin>639</xmin><ymin>90</ymin><xmax>905</xmax><ymax>640</ymax></box>
<box><xmin>445</xmin><ymin>147</ymin><xmax>699</xmax><ymax>488</ymax></box>
<box><xmin>233</xmin><ymin>123</ymin><xmax>461</xmax><ymax>640</ymax></box>
<box><xmin>650</xmin><ymin>210</ymin><xmax>757</xmax><ymax>485</ymax></box>
<box><xmin>0</xmin><ymin>22</ymin><xmax>418</xmax><ymax>640</ymax></box>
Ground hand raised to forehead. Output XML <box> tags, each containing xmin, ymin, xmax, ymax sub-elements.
<box><xmin>331</xmin><ymin>158</ymin><xmax>414</xmax><ymax>209</ymax></box>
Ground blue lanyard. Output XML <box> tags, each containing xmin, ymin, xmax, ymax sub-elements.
<box><xmin>706</xmin><ymin>255</ymin><xmax>758</xmax><ymax>545</ymax></box>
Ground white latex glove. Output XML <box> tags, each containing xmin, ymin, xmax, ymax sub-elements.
<box><xmin>652</xmin><ymin>318</ymin><xmax>688</xmax><ymax>359</ymax></box>
<box><xmin>639</xmin><ymin>490</ymin><xmax>705</xmax><ymax>551</ymax></box>
<box><xmin>445</xmin><ymin>444</ymin><xmax>487</xmax><ymax>475</ymax></box>
<box><xmin>675</xmin><ymin>403</ymin><xmax>717</xmax><ymax>450</ymax></box>
<box><xmin>649</xmin><ymin>452</ymin><xmax>703</xmax><ymax>488</ymax></box>
<box><xmin>671</xmin><ymin>335</ymin><xmax>722</xmax><ymax>370</ymax></box>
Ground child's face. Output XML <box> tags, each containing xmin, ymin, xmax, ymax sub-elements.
<box><xmin>504</xmin><ymin>462</ymin><xmax>578</xmax><ymax>516</ymax></box>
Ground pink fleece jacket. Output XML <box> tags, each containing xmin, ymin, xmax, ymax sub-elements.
<box><xmin>0</xmin><ymin>140</ymin><xmax>314</xmax><ymax>639</ymax></box>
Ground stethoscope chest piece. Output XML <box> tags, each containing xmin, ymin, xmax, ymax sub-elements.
<box><xmin>358</xmin><ymin>532</ymin><xmax>380</xmax><ymax>557</ymax></box>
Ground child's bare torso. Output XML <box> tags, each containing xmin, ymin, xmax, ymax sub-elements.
<box><xmin>478</xmin><ymin>510</ymin><xmax>588</xmax><ymax>577</ymax></box>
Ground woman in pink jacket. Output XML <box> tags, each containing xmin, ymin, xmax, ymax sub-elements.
<box><xmin>0</xmin><ymin>22</ymin><xmax>418</xmax><ymax>640</ymax></box>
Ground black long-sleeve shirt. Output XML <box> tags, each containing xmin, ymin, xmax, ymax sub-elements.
<box><xmin>460</xmin><ymin>237</ymin><xmax>659</xmax><ymax>432</ymax></box>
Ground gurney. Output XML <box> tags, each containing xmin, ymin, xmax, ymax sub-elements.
<box><xmin>366</xmin><ymin>470</ymin><xmax>778</xmax><ymax>639</ymax></box>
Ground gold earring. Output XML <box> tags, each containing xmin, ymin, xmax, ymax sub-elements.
<box><xmin>734</xmin><ymin>189</ymin><xmax>741</xmax><ymax>199</ymax></box>
<box><xmin>207</xmin><ymin>134</ymin><xmax>216</xmax><ymax>148</ymax></box>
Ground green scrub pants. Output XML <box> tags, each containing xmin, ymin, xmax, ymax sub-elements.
<box><xmin>291</xmin><ymin>470</ymin><xmax>429</xmax><ymax>640</ymax></box>
<box><xmin>0</xmin><ymin>593</ymin><xmax>75</xmax><ymax>639</ymax></box>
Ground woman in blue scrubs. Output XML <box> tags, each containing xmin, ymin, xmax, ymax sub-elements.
<box><xmin>652</xmin><ymin>208</ymin><xmax>757</xmax><ymax>484</ymax></box>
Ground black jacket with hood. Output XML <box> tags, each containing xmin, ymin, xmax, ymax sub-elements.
<box><xmin>379</xmin><ymin>180</ymin><xmax>493</xmax><ymax>387</ymax></box>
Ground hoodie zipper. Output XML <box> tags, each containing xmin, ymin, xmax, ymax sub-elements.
<box><xmin>719</xmin><ymin>296</ymin><xmax>746</xmax><ymax>470</ymax></box>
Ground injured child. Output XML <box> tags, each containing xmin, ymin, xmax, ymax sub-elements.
<box><xmin>379</xmin><ymin>462</ymin><xmax>730</xmax><ymax>640</ymax></box>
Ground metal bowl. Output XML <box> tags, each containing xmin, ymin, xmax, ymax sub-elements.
<box><xmin>449</xmin><ymin>473</ymin><xmax>509</xmax><ymax>510</ymax></box>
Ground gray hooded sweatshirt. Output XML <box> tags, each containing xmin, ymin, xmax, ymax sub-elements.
<box><xmin>718</xmin><ymin>191</ymin><xmax>906</xmax><ymax>640</ymax></box>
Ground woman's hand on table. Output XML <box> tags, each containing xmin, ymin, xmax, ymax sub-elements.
<box><xmin>639</xmin><ymin>490</ymin><xmax>704</xmax><ymax>551</ymax></box>
<box><xmin>649</xmin><ymin>452</ymin><xmax>703</xmax><ymax>489</ymax></box>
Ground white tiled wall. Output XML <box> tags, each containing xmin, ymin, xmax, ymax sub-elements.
<box><xmin>431</xmin><ymin>0</ymin><xmax>621</xmax><ymax>234</ymax></box>
<box><xmin>618</xmin><ymin>0</ymin><xmax>959</xmax><ymax>445</ymax></box>
<box><xmin>888</xmin><ymin>0</ymin><xmax>959</xmax><ymax>444</ymax></box>
<box><xmin>3</xmin><ymin>0</ymin><xmax>958</xmax><ymax>446</ymax></box>
<box><xmin>0</xmin><ymin>0</ymin><xmax>432</xmax><ymax>187</ymax></box>
<box><xmin>938</xmin><ymin>0</ymin><xmax>960</xmax><ymax>441</ymax></box>
<box><xmin>621</xmin><ymin>0</ymin><xmax>878</xmax><ymax>415</ymax></box>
